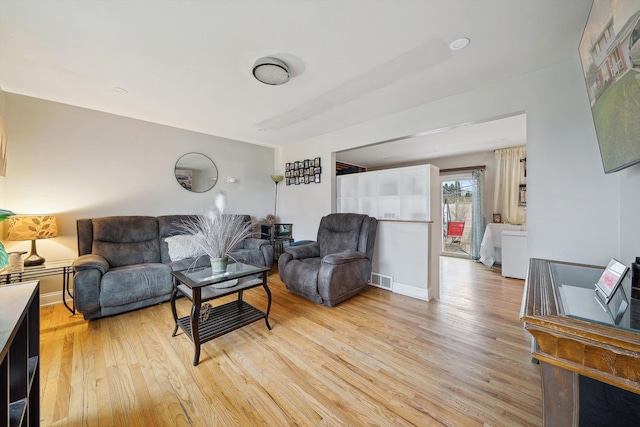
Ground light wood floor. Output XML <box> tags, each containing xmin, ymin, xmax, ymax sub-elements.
<box><xmin>39</xmin><ymin>257</ymin><xmax>541</xmax><ymax>426</ymax></box>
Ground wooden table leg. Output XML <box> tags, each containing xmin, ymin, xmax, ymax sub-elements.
<box><xmin>191</xmin><ymin>287</ymin><xmax>202</xmax><ymax>366</ymax></box>
<box><xmin>540</xmin><ymin>361</ymin><xmax>579</xmax><ymax>426</ymax></box>
<box><xmin>170</xmin><ymin>285</ymin><xmax>180</xmax><ymax>337</ymax></box>
<box><xmin>262</xmin><ymin>271</ymin><xmax>272</xmax><ymax>330</ymax></box>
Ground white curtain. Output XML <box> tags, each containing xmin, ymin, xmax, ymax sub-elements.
<box><xmin>493</xmin><ymin>146</ymin><xmax>526</xmax><ymax>224</ymax></box>
<box><xmin>469</xmin><ymin>169</ymin><xmax>485</xmax><ymax>260</ymax></box>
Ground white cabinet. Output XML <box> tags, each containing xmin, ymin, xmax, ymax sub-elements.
<box><xmin>337</xmin><ymin>164</ymin><xmax>438</xmax><ymax>221</ymax></box>
<box><xmin>501</xmin><ymin>231</ymin><xmax>528</xmax><ymax>279</ymax></box>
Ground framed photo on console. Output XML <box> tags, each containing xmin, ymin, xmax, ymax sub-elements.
<box><xmin>595</xmin><ymin>258</ymin><xmax>629</xmax><ymax>303</ymax></box>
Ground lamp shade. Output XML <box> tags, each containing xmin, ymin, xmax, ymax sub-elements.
<box><xmin>271</xmin><ymin>175</ymin><xmax>284</xmax><ymax>183</ymax></box>
<box><xmin>6</xmin><ymin>215</ymin><xmax>59</xmax><ymax>241</ymax></box>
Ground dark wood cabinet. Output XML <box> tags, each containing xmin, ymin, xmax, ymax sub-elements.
<box><xmin>1</xmin><ymin>281</ymin><xmax>39</xmax><ymax>427</ymax></box>
<box><xmin>521</xmin><ymin>259</ymin><xmax>640</xmax><ymax>426</ymax></box>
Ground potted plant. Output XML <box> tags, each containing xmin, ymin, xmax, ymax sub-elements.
<box><xmin>180</xmin><ymin>192</ymin><xmax>252</xmax><ymax>272</ymax></box>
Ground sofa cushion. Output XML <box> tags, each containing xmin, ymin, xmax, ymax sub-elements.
<box><xmin>93</xmin><ymin>240</ymin><xmax>160</xmax><ymax>268</ymax></box>
<box><xmin>93</xmin><ymin>216</ymin><xmax>158</xmax><ymax>242</ymax></box>
<box><xmin>158</xmin><ymin>214</ymin><xmax>199</xmax><ymax>238</ymax></box>
<box><xmin>92</xmin><ymin>216</ymin><xmax>161</xmax><ymax>267</ymax></box>
<box><xmin>100</xmin><ymin>263</ymin><xmax>172</xmax><ymax>308</ymax></box>
<box><xmin>317</xmin><ymin>214</ymin><xmax>365</xmax><ymax>258</ymax></box>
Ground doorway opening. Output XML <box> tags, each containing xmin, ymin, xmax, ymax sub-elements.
<box><xmin>440</xmin><ymin>170</ymin><xmax>484</xmax><ymax>259</ymax></box>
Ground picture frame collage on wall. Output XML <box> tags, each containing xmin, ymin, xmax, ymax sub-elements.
<box><xmin>285</xmin><ymin>157</ymin><xmax>321</xmax><ymax>185</ymax></box>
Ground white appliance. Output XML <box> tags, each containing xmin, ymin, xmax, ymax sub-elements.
<box><xmin>501</xmin><ymin>230</ymin><xmax>528</xmax><ymax>279</ymax></box>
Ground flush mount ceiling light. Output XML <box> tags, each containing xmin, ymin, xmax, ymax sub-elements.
<box><xmin>449</xmin><ymin>37</ymin><xmax>470</xmax><ymax>51</ymax></box>
<box><xmin>253</xmin><ymin>57</ymin><xmax>290</xmax><ymax>85</ymax></box>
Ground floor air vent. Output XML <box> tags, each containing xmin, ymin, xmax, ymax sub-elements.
<box><xmin>370</xmin><ymin>272</ymin><xmax>393</xmax><ymax>290</ymax></box>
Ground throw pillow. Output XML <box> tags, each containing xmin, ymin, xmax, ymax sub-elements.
<box><xmin>165</xmin><ymin>234</ymin><xmax>206</xmax><ymax>261</ymax></box>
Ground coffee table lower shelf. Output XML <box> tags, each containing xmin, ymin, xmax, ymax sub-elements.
<box><xmin>176</xmin><ymin>300</ymin><xmax>267</xmax><ymax>342</ymax></box>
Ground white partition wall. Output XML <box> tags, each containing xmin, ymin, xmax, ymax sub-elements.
<box><xmin>337</xmin><ymin>164</ymin><xmax>441</xmax><ymax>300</ymax></box>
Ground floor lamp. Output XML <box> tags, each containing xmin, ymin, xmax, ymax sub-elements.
<box><xmin>271</xmin><ymin>175</ymin><xmax>284</xmax><ymax>219</ymax></box>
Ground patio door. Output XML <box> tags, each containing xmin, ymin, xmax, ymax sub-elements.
<box><xmin>441</xmin><ymin>168</ymin><xmax>486</xmax><ymax>258</ymax></box>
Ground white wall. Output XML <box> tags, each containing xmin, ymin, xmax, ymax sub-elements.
<box><xmin>621</xmin><ymin>166</ymin><xmax>640</xmax><ymax>263</ymax></box>
<box><xmin>0</xmin><ymin>90</ymin><xmax>6</xmax><ymax>209</ymax></box>
<box><xmin>3</xmin><ymin>93</ymin><xmax>275</xmax><ymax>295</ymax></box>
<box><xmin>277</xmin><ymin>55</ymin><xmax>632</xmax><ymax>267</ymax></box>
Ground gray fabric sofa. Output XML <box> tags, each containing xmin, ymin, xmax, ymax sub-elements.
<box><xmin>278</xmin><ymin>213</ymin><xmax>378</xmax><ymax>306</ymax></box>
<box><xmin>73</xmin><ymin>214</ymin><xmax>273</xmax><ymax>320</ymax></box>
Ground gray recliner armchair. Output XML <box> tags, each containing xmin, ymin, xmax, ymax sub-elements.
<box><xmin>278</xmin><ymin>213</ymin><xmax>378</xmax><ymax>306</ymax></box>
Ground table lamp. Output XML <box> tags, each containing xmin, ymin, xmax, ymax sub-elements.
<box><xmin>6</xmin><ymin>215</ymin><xmax>58</xmax><ymax>266</ymax></box>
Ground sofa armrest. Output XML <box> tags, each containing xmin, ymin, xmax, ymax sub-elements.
<box><xmin>72</xmin><ymin>254</ymin><xmax>109</xmax><ymax>318</ymax></box>
<box><xmin>318</xmin><ymin>252</ymin><xmax>372</xmax><ymax>306</ymax></box>
<box><xmin>73</xmin><ymin>254</ymin><xmax>110</xmax><ymax>274</ymax></box>
<box><xmin>284</xmin><ymin>242</ymin><xmax>320</xmax><ymax>259</ymax></box>
<box><xmin>242</xmin><ymin>237</ymin><xmax>270</xmax><ymax>250</ymax></box>
<box><xmin>322</xmin><ymin>251</ymin><xmax>367</xmax><ymax>265</ymax></box>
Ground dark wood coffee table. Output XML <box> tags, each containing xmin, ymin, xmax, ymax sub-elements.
<box><xmin>170</xmin><ymin>262</ymin><xmax>271</xmax><ymax>366</ymax></box>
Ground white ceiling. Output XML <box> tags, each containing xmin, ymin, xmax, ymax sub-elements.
<box><xmin>337</xmin><ymin>112</ymin><xmax>527</xmax><ymax>168</ymax></box>
<box><xmin>0</xmin><ymin>0</ymin><xmax>591</xmax><ymax>161</ymax></box>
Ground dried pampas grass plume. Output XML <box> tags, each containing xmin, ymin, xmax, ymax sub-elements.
<box><xmin>214</xmin><ymin>191</ymin><xmax>227</xmax><ymax>213</ymax></box>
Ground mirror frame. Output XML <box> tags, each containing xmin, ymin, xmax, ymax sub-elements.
<box><xmin>174</xmin><ymin>152</ymin><xmax>218</xmax><ymax>193</ymax></box>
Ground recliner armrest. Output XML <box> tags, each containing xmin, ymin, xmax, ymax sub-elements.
<box><xmin>284</xmin><ymin>242</ymin><xmax>320</xmax><ymax>259</ymax></box>
<box><xmin>322</xmin><ymin>251</ymin><xmax>367</xmax><ymax>265</ymax></box>
<box><xmin>73</xmin><ymin>254</ymin><xmax>110</xmax><ymax>274</ymax></box>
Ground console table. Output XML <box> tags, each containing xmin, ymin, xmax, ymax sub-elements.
<box><xmin>1</xmin><ymin>281</ymin><xmax>40</xmax><ymax>427</ymax></box>
<box><xmin>171</xmin><ymin>262</ymin><xmax>271</xmax><ymax>366</ymax></box>
<box><xmin>520</xmin><ymin>258</ymin><xmax>640</xmax><ymax>426</ymax></box>
<box><xmin>0</xmin><ymin>259</ymin><xmax>74</xmax><ymax>313</ymax></box>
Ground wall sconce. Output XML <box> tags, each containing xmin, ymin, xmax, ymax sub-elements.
<box><xmin>6</xmin><ymin>215</ymin><xmax>59</xmax><ymax>266</ymax></box>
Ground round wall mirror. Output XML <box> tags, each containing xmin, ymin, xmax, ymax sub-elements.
<box><xmin>175</xmin><ymin>153</ymin><xmax>218</xmax><ymax>193</ymax></box>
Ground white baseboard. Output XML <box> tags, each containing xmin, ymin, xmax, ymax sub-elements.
<box><xmin>391</xmin><ymin>281</ymin><xmax>429</xmax><ymax>301</ymax></box>
<box><xmin>39</xmin><ymin>290</ymin><xmax>66</xmax><ymax>307</ymax></box>
<box><xmin>41</xmin><ymin>284</ymin><xmax>431</xmax><ymax>308</ymax></box>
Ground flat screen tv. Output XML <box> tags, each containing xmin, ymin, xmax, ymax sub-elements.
<box><xmin>579</xmin><ymin>0</ymin><xmax>640</xmax><ymax>174</ymax></box>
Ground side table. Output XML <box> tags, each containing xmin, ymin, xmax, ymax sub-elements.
<box><xmin>272</xmin><ymin>237</ymin><xmax>293</xmax><ymax>261</ymax></box>
<box><xmin>0</xmin><ymin>259</ymin><xmax>74</xmax><ymax>313</ymax></box>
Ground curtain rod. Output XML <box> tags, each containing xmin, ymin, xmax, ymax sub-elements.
<box><xmin>440</xmin><ymin>165</ymin><xmax>486</xmax><ymax>173</ymax></box>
